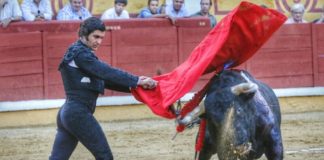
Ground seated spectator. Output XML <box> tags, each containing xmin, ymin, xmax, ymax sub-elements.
<box><xmin>138</xmin><ymin>0</ymin><xmax>176</xmax><ymax>25</ymax></box>
<box><xmin>21</xmin><ymin>0</ymin><xmax>53</xmax><ymax>21</ymax></box>
<box><xmin>313</xmin><ymin>4</ymin><xmax>324</xmax><ymax>24</ymax></box>
<box><xmin>165</xmin><ymin>0</ymin><xmax>189</xmax><ymax>18</ymax></box>
<box><xmin>190</xmin><ymin>0</ymin><xmax>216</xmax><ymax>28</ymax></box>
<box><xmin>56</xmin><ymin>0</ymin><xmax>91</xmax><ymax>20</ymax></box>
<box><xmin>139</xmin><ymin>0</ymin><xmax>162</xmax><ymax>18</ymax></box>
<box><xmin>138</xmin><ymin>0</ymin><xmax>173</xmax><ymax>19</ymax></box>
<box><xmin>285</xmin><ymin>3</ymin><xmax>307</xmax><ymax>24</ymax></box>
<box><xmin>0</xmin><ymin>0</ymin><xmax>22</xmax><ymax>28</ymax></box>
<box><xmin>159</xmin><ymin>2</ymin><xmax>167</xmax><ymax>14</ymax></box>
<box><xmin>101</xmin><ymin>0</ymin><xmax>129</xmax><ymax>20</ymax></box>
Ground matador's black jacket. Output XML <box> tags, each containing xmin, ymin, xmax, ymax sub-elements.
<box><xmin>59</xmin><ymin>40</ymin><xmax>139</xmax><ymax>112</ymax></box>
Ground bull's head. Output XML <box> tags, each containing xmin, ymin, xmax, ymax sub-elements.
<box><xmin>204</xmin><ymin>71</ymin><xmax>259</xmax><ymax>160</ymax></box>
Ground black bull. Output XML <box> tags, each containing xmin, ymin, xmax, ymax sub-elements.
<box><xmin>197</xmin><ymin>70</ymin><xmax>283</xmax><ymax>160</ymax></box>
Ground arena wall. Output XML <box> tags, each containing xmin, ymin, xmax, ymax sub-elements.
<box><xmin>0</xmin><ymin>19</ymin><xmax>323</xmax><ymax>101</ymax></box>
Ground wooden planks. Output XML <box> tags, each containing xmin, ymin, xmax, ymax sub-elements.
<box><xmin>113</xmin><ymin>27</ymin><xmax>178</xmax><ymax>76</ymax></box>
<box><xmin>312</xmin><ymin>24</ymin><xmax>324</xmax><ymax>86</ymax></box>
<box><xmin>0</xmin><ymin>32</ymin><xmax>43</xmax><ymax>101</ymax></box>
<box><xmin>249</xmin><ymin>24</ymin><xmax>314</xmax><ymax>88</ymax></box>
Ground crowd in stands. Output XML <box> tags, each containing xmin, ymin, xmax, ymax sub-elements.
<box><xmin>0</xmin><ymin>0</ymin><xmax>215</xmax><ymax>28</ymax></box>
<box><xmin>0</xmin><ymin>0</ymin><xmax>323</xmax><ymax>28</ymax></box>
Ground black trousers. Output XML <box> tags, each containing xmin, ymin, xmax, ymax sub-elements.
<box><xmin>49</xmin><ymin>100</ymin><xmax>113</xmax><ymax>160</ymax></box>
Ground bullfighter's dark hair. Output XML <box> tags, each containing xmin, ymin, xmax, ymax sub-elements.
<box><xmin>78</xmin><ymin>17</ymin><xmax>106</xmax><ymax>38</ymax></box>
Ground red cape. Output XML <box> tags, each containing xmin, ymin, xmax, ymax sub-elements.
<box><xmin>131</xmin><ymin>1</ymin><xmax>287</xmax><ymax>119</ymax></box>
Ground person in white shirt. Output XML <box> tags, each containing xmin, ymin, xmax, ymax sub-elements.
<box><xmin>101</xmin><ymin>0</ymin><xmax>129</xmax><ymax>20</ymax></box>
<box><xmin>285</xmin><ymin>3</ymin><xmax>307</xmax><ymax>24</ymax></box>
<box><xmin>165</xmin><ymin>0</ymin><xmax>189</xmax><ymax>18</ymax></box>
<box><xmin>0</xmin><ymin>0</ymin><xmax>22</xmax><ymax>28</ymax></box>
<box><xmin>56</xmin><ymin>0</ymin><xmax>91</xmax><ymax>20</ymax></box>
<box><xmin>21</xmin><ymin>0</ymin><xmax>52</xmax><ymax>21</ymax></box>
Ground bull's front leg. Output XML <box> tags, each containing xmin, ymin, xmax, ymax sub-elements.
<box><xmin>264</xmin><ymin>125</ymin><xmax>284</xmax><ymax>160</ymax></box>
<box><xmin>197</xmin><ymin>132</ymin><xmax>216</xmax><ymax>160</ymax></box>
<box><xmin>196</xmin><ymin>126</ymin><xmax>219</xmax><ymax>160</ymax></box>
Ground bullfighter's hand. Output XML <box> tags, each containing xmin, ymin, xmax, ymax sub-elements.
<box><xmin>138</xmin><ymin>76</ymin><xmax>158</xmax><ymax>89</ymax></box>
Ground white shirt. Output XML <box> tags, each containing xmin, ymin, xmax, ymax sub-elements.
<box><xmin>0</xmin><ymin>0</ymin><xmax>22</xmax><ymax>21</ymax></box>
<box><xmin>166</xmin><ymin>0</ymin><xmax>197</xmax><ymax>16</ymax></box>
<box><xmin>165</xmin><ymin>3</ymin><xmax>189</xmax><ymax>18</ymax></box>
<box><xmin>56</xmin><ymin>4</ymin><xmax>91</xmax><ymax>20</ymax></box>
<box><xmin>21</xmin><ymin>0</ymin><xmax>52</xmax><ymax>21</ymax></box>
<box><xmin>101</xmin><ymin>8</ymin><xmax>129</xmax><ymax>20</ymax></box>
<box><xmin>284</xmin><ymin>17</ymin><xmax>308</xmax><ymax>24</ymax></box>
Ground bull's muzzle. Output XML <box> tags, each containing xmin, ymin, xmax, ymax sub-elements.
<box><xmin>232</xmin><ymin>142</ymin><xmax>252</xmax><ymax>157</ymax></box>
<box><xmin>177</xmin><ymin>104</ymin><xmax>205</xmax><ymax>125</ymax></box>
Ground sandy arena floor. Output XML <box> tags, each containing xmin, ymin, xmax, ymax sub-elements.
<box><xmin>0</xmin><ymin>97</ymin><xmax>324</xmax><ymax>160</ymax></box>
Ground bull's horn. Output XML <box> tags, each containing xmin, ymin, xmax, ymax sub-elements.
<box><xmin>231</xmin><ymin>83</ymin><xmax>258</xmax><ymax>95</ymax></box>
<box><xmin>178</xmin><ymin>104</ymin><xmax>205</xmax><ymax>125</ymax></box>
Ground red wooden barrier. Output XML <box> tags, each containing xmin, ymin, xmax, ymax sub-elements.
<box><xmin>0</xmin><ymin>19</ymin><xmax>323</xmax><ymax>101</ymax></box>
<box><xmin>312</xmin><ymin>24</ymin><xmax>324</xmax><ymax>86</ymax></box>
<box><xmin>0</xmin><ymin>32</ymin><xmax>44</xmax><ymax>100</ymax></box>
<box><xmin>249</xmin><ymin>24</ymin><xmax>314</xmax><ymax>88</ymax></box>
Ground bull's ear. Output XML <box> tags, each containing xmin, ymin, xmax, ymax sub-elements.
<box><xmin>231</xmin><ymin>83</ymin><xmax>258</xmax><ymax>98</ymax></box>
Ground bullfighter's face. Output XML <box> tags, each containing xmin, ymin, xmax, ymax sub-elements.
<box><xmin>82</xmin><ymin>30</ymin><xmax>106</xmax><ymax>51</ymax></box>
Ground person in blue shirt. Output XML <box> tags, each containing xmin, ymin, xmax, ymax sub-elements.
<box><xmin>190</xmin><ymin>0</ymin><xmax>216</xmax><ymax>28</ymax></box>
<box><xmin>138</xmin><ymin>0</ymin><xmax>176</xmax><ymax>25</ymax></box>
<box><xmin>56</xmin><ymin>0</ymin><xmax>91</xmax><ymax>20</ymax></box>
<box><xmin>138</xmin><ymin>0</ymin><xmax>168</xmax><ymax>18</ymax></box>
<box><xmin>49</xmin><ymin>17</ymin><xmax>157</xmax><ymax>160</ymax></box>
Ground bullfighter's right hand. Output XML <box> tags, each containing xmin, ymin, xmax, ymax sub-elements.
<box><xmin>137</xmin><ymin>76</ymin><xmax>158</xmax><ymax>89</ymax></box>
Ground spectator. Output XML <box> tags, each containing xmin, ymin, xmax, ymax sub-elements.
<box><xmin>190</xmin><ymin>0</ymin><xmax>216</xmax><ymax>28</ymax></box>
<box><xmin>313</xmin><ymin>4</ymin><xmax>324</xmax><ymax>24</ymax></box>
<box><xmin>0</xmin><ymin>0</ymin><xmax>22</xmax><ymax>28</ymax></box>
<box><xmin>285</xmin><ymin>3</ymin><xmax>307</xmax><ymax>24</ymax></box>
<box><xmin>56</xmin><ymin>0</ymin><xmax>91</xmax><ymax>20</ymax></box>
<box><xmin>138</xmin><ymin>0</ymin><xmax>176</xmax><ymax>24</ymax></box>
<box><xmin>159</xmin><ymin>3</ymin><xmax>166</xmax><ymax>14</ymax></box>
<box><xmin>21</xmin><ymin>0</ymin><xmax>53</xmax><ymax>21</ymax></box>
<box><xmin>138</xmin><ymin>0</ymin><xmax>168</xmax><ymax>18</ymax></box>
<box><xmin>165</xmin><ymin>0</ymin><xmax>189</xmax><ymax>18</ymax></box>
<box><xmin>101</xmin><ymin>0</ymin><xmax>129</xmax><ymax>20</ymax></box>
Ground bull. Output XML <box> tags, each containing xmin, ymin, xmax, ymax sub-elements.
<box><xmin>179</xmin><ymin>69</ymin><xmax>283</xmax><ymax>160</ymax></box>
